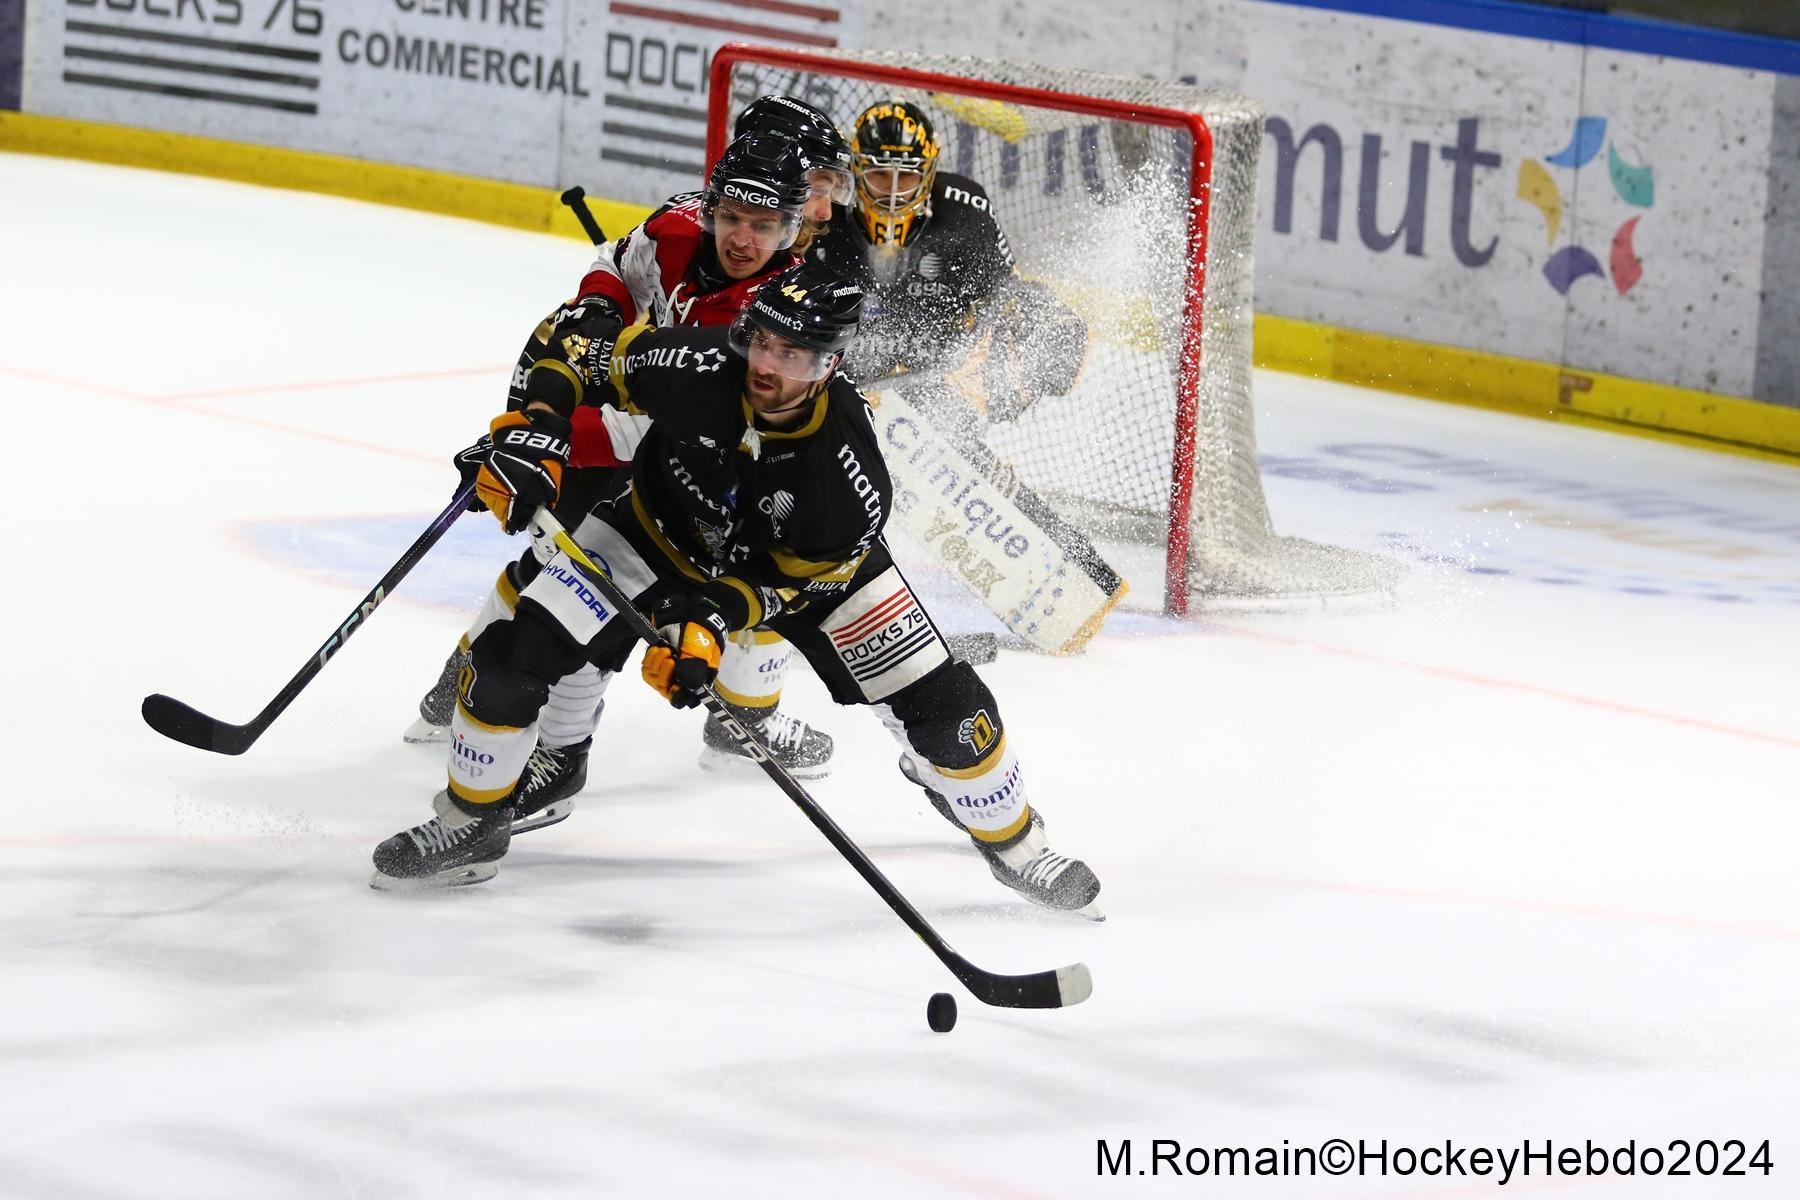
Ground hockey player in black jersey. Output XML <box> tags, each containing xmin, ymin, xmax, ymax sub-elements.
<box><xmin>808</xmin><ymin>99</ymin><xmax>1090</xmax><ymax>437</ymax></box>
<box><xmin>733</xmin><ymin>93</ymin><xmax>854</xmax><ymax>225</ymax></box>
<box><xmin>406</xmin><ymin>129</ymin><xmax>840</xmax><ymax>794</ymax></box>
<box><xmin>370</xmin><ymin>262</ymin><xmax>1102</xmax><ymax>917</ymax></box>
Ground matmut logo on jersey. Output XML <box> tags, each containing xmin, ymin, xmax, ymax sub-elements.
<box><xmin>622</xmin><ymin>343</ymin><xmax>725</xmax><ymax>374</ymax></box>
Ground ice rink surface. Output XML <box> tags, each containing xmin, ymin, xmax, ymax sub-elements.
<box><xmin>3</xmin><ymin>152</ymin><xmax>1797</xmax><ymax>1198</ymax></box>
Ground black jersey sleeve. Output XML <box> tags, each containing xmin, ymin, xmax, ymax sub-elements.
<box><xmin>513</xmin><ymin>293</ymin><xmax>627</xmax><ymax>416</ymax></box>
<box><xmin>932</xmin><ymin>174</ymin><xmax>1016</xmax><ymax>308</ymax></box>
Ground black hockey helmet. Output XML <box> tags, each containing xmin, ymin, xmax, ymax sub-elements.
<box><xmin>850</xmin><ymin>99</ymin><xmax>940</xmax><ymax>246</ymax></box>
<box><xmin>702</xmin><ymin>131</ymin><xmax>814</xmax><ymax>251</ymax></box>
<box><xmin>734</xmin><ymin>94</ymin><xmax>853</xmax><ymax>205</ymax></box>
<box><xmin>729</xmin><ymin>262</ymin><xmax>865</xmax><ymax>380</ymax></box>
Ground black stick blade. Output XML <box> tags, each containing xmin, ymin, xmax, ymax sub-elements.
<box><xmin>960</xmin><ymin>960</ymin><xmax>1093</xmax><ymax>1009</ymax></box>
<box><xmin>141</xmin><ymin>694</ymin><xmax>254</xmax><ymax>756</ymax></box>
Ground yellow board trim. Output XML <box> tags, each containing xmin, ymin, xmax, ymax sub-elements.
<box><xmin>0</xmin><ymin>110</ymin><xmax>653</xmax><ymax>244</ymax></box>
<box><xmin>1254</xmin><ymin>313</ymin><xmax>1800</xmax><ymax>466</ymax></box>
<box><xmin>10</xmin><ymin>111</ymin><xmax>1795</xmax><ymax>466</ymax></box>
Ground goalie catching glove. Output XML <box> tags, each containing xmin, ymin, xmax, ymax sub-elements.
<box><xmin>459</xmin><ymin>408</ymin><xmax>572</xmax><ymax>534</ymax></box>
<box><xmin>640</xmin><ymin>594</ymin><xmax>729</xmax><ymax>709</ymax></box>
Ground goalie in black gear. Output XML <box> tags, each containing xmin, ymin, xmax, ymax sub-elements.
<box><xmin>808</xmin><ymin>99</ymin><xmax>1090</xmax><ymax>444</ymax></box>
<box><xmin>370</xmin><ymin>262</ymin><xmax>1102</xmax><ymax>918</ymax></box>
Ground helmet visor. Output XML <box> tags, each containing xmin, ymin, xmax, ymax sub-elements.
<box><xmin>809</xmin><ymin>165</ymin><xmax>854</xmax><ymax>208</ymax></box>
<box><xmin>703</xmin><ymin>197</ymin><xmax>804</xmax><ymax>252</ymax></box>
<box><xmin>729</xmin><ymin>314</ymin><xmax>837</xmax><ymax>381</ymax></box>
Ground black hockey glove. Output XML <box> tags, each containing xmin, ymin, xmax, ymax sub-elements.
<box><xmin>473</xmin><ymin>408</ymin><xmax>572</xmax><ymax>534</ymax></box>
<box><xmin>453</xmin><ymin>434</ymin><xmax>494</xmax><ymax>512</ymax></box>
<box><xmin>640</xmin><ymin>594</ymin><xmax>729</xmax><ymax>709</ymax></box>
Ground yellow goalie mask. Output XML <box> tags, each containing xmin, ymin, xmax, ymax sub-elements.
<box><xmin>851</xmin><ymin>100</ymin><xmax>940</xmax><ymax>247</ymax></box>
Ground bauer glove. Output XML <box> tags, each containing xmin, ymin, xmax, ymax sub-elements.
<box><xmin>473</xmin><ymin>409</ymin><xmax>571</xmax><ymax>534</ymax></box>
<box><xmin>641</xmin><ymin>595</ymin><xmax>729</xmax><ymax>709</ymax></box>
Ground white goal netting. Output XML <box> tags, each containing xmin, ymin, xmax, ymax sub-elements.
<box><xmin>713</xmin><ymin>47</ymin><xmax>1402</xmax><ymax>613</ymax></box>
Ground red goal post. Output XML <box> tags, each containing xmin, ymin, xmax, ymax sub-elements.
<box><xmin>706</xmin><ymin>45</ymin><xmax>1401</xmax><ymax>616</ymax></box>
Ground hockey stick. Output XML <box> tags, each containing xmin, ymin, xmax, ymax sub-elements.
<box><xmin>559</xmin><ymin>186</ymin><xmax>607</xmax><ymax>245</ymax></box>
<box><xmin>142</xmin><ymin>483</ymin><xmax>478</xmax><ymax>756</ymax></box>
<box><xmin>529</xmin><ymin>509</ymin><xmax>1093</xmax><ymax>1010</ymax></box>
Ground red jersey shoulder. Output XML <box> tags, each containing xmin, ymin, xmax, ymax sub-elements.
<box><xmin>671</xmin><ymin>272</ymin><xmax>769</xmax><ymax>327</ymax></box>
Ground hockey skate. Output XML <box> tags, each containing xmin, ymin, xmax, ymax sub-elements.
<box><xmin>370</xmin><ymin>793</ymin><xmax>512</xmax><ymax>891</ymax></box>
<box><xmin>700</xmin><ymin>701</ymin><xmax>834</xmax><ymax>779</ymax></box>
<box><xmin>975</xmin><ymin>821</ymin><xmax>1103</xmax><ymax>920</ymax></box>
<box><xmin>507</xmin><ymin>738</ymin><xmax>589</xmax><ymax>835</ymax></box>
<box><xmin>402</xmin><ymin>645</ymin><xmax>467</xmax><ymax>744</ymax></box>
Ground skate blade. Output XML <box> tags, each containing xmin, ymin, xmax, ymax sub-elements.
<box><xmin>1070</xmin><ymin>901</ymin><xmax>1106</xmax><ymax>923</ymax></box>
<box><xmin>511</xmin><ymin>799</ymin><xmax>573</xmax><ymax>835</ymax></box>
<box><xmin>402</xmin><ymin>717</ymin><xmax>450</xmax><ymax>745</ymax></box>
<box><xmin>697</xmin><ymin>746</ymin><xmax>832</xmax><ymax>781</ymax></box>
<box><xmin>368</xmin><ymin>862</ymin><xmax>499</xmax><ymax>892</ymax></box>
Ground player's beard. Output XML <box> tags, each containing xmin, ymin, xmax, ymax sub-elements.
<box><xmin>747</xmin><ymin>369</ymin><xmax>817</xmax><ymax>423</ymax></box>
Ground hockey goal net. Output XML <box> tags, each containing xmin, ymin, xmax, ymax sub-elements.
<box><xmin>707</xmin><ymin>45</ymin><xmax>1401</xmax><ymax>616</ymax></box>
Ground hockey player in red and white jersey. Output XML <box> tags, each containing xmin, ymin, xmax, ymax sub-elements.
<box><xmin>405</xmin><ymin>127</ymin><xmax>849</xmax><ymax>833</ymax></box>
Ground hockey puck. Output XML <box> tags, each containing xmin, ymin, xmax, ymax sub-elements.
<box><xmin>926</xmin><ymin>991</ymin><xmax>958</xmax><ymax>1033</ymax></box>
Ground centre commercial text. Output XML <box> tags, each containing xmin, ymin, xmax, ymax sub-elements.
<box><xmin>337</xmin><ymin>27</ymin><xmax>589</xmax><ymax>95</ymax></box>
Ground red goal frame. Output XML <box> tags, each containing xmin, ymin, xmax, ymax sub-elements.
<box><xmin>707</xmin><ymin>43</ymin><xmax>1216</xmax><ymax>616</ymax></box>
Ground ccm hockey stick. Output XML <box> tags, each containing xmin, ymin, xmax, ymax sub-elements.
<box><xmin>142</xmin><ymin>483</ymin><xmax>478</xmax><ymax>755</ymax></box>
<box><xmin>529</xmin><ymin>508</ymin><xmax>1093</xmax><ymax>1010</ymax></box>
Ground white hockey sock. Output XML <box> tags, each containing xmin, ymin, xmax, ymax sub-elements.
<box><xmin>875</xmin><ymin>706</ymin><xmax>1030</xmax><ymax>842</ymax></box>
<box><xmin>446</xmin><ymin>710</ymin><xmax>537</xmax><ymax>806</ymax></box>
<box><xmin>540</xmin><ymin>665</ymin><xmax>611</xmax><ymax>749</ymax></box>
<box><xmin>713</xmin><ymin>629</ymin><xmax>794</xmax><ymax>711</ymax></box>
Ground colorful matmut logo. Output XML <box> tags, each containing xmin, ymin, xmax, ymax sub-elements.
<box><xmin>1516</xmin><ymin>116</ymin><xmax>1654</xmax><ymax>296</ymax></box>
